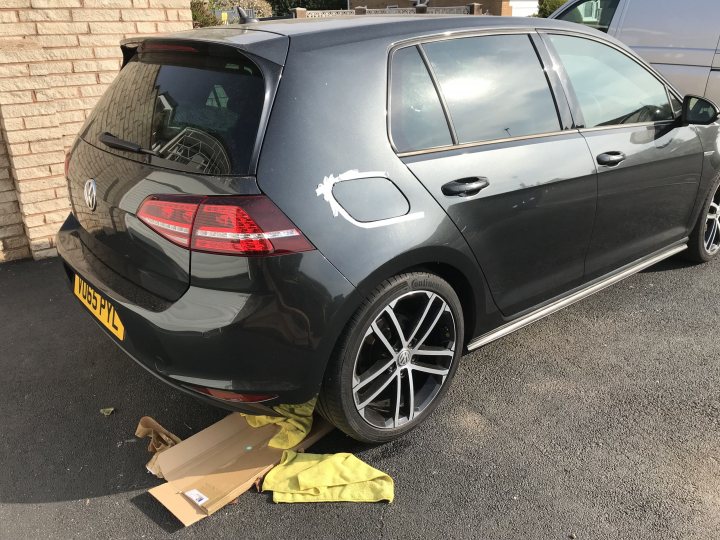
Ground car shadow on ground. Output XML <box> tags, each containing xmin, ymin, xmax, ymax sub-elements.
<box><xmin>641</xmin><ymin>254</ymin><xmax>696</xmax><ymax>273</ymax></box>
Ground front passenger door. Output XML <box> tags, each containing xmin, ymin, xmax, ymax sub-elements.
<box><xmin>545</xmin><ymin>33</ymin><xmax>704</xmax><ymax>278</ymax></box>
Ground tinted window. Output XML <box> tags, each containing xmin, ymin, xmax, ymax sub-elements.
<box><xmin>549</xmin><ymin>35</ymin><xmax>673</xmax><ymax>127</ymax></box>
<box><xmin>557</xmin><ymin>0</ymin><xmax>621</xmax><ymax>33</ymax></box>
<box><xmin>83</xmin><ymin>46</ymin><xmax>265</xmax><ymax>176</ymax></box>
<box><xmin>422</xmin><ymin>35</ymin><xmax>560</xmax><ymax>144</ymax></box>
<box><xmin>390</xmin><ymin>46</ymin><xmax>452</xmax><ymax>152</ymax></box>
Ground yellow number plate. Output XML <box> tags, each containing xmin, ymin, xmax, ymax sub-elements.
<box><xmin>73</xmin><ymin>275</ymin><xmax>125</xmax><ymax>341</ymax></box>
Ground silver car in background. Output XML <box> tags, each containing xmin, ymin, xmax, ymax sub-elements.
<box><xmin>551</xmin><ymin>0</ymin><xmax>720</xmax><ymax>104</ymax></box>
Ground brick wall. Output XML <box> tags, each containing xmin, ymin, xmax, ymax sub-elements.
<box><xmin>0</xmin><ymin>116</ymin><xmax>29</xmax><ymax>261</ymax></box>
<box><xmin>0</xmin><ymin>0</ymin><xmax>192</xmax><ymax>262</ymax></box>
<box><xmin>483</xmin><ymin>0</ymin><xmax>512</xmax><ymax>15</ymax></box>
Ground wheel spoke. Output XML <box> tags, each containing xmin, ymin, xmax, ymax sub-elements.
<box><xmin>413</xmin><ymin>346</ymin><xmax>454</xmax><ymax>357</ymax></box>
<box><xmin>706</xmin><ymin>219</ymin><xmax>719</xmax><ymax>250</ymax></box>
<box><xmin>706</xmin><ymin>219</ymin><xmax>715</xmax><ymax>246</ymax></box>
<box><xmin>354</xmin><ymin>357</ymin><xmax>396</xmax><ymax>392</ymax></box>
<box><xmin>411</xmin><ymin>363</ymin><xmax>450</xmax><ymax>377</ymax></box>
<box><xmin>371</xmin><ymin>321</ymin><xmax>396</xmax><ymax>357</ymax></box>
<box><xmin>356</xmin><ymin>369</ymin><xmax>397</xmax><ymax>410</ymax></box>
<box><xmin>393</xmin><ymin>372</ymin><xmax>401</xmax><ymax>428</ymax></box>
<box><xmin>709</xmin><ymin>203</ymin><xmax>720</xmax><ymax>221</ymax></box>
<box><xmin>414</xmin><ymin>300</ymin><xmax>449</xmax><ymax>348</ymax></box>
<box><xmin>384</xmin><ymin>305</ymin><xmax>407</xmax><ymax>347</ymax></box>
<box><xmin>407</xmin><ymin>369</ymin><xmax>416</xmax><ymax>421</ymax></box>
<box><xmin>406</xmin><ymin>292</ymin><xmax>436</xmax><ymax>345</ymax></box>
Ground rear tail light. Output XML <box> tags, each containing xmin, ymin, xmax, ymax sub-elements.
<box><xmin>136</xmin><ymin>195</ymin><xmax>314</xmax><ymax>256</ymax></box>
<box><xmin>191</xmin><ymin>197</ymin><xmax>312</xmax><ymax>255</ymax></box>
<box><xmin>136</xmin><ymin>196</ymin><xmax>203</xmax><ymax>248</ymax></box>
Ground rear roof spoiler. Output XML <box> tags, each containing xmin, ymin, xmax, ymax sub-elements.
<box><xmin>119</xmin><ymin>32</ymin><xmax>289</xmax><ymax>67</ymax></box>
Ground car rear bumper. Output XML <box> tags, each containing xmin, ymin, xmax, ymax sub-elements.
<box><xmin>56</xmin><ymin>213</ymin><xmax>357</xmax><ymax>413</ymax></box>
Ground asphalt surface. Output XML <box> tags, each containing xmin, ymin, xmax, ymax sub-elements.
<box><xmin>1</xmin><ymin>255</ymin><xmax>720</xmax><ymax>539</ymax></box>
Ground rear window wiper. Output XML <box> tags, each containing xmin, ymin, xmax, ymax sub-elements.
<box><xmin>99</xmin><ymin>132</ymin><xmax>157</xmax><ymax>156</ymax></box>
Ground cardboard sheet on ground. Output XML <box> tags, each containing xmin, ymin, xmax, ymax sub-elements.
<box><xmin>135</xmin><ymin>416</ymin><xmax>182</xmax><ymax>478</ymax></box>
<box><xmin>146</xmin><ymin>413</ymin><xmax>332</xmax><ymax>527</ymax></box>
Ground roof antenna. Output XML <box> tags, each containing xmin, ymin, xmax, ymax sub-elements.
<box><xmin>235</xmin><ymin>6</ymin><xmax>259</xmax><ymax>23</ymax></box>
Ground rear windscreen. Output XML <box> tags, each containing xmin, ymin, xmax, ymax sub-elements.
<box><xmin>82</xmin><ymin>44</ymin><xmax>265</xmax><ymax>176</ymax></box>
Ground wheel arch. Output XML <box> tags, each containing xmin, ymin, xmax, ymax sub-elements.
<box><xmin>402</xmin><ymin>261</ymin><xmax>477</xmax><ymax>348</ymax></box>
<box><xmin>333</xmin><ymin>245</ymin><xmax>500</xmax><ymax>353</ymax></box>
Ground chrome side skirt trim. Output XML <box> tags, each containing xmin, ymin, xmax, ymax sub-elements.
<box><xmin>467</xmin><ymin>243</ymin><xmax>687</xmax><ymax>351</ymax></box>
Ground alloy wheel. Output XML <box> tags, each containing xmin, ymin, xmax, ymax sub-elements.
<box><xmin>351</xmin><ymin>290</ymin><xmax>457</xmax><ymax>429</ymax></box>
<box><xmin>705</xmin><ymin>186</ymin><xmax>720</xmax><ymax>255</ymax></box>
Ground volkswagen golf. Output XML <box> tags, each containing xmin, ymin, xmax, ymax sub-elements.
<box><xmin>57</xmin><ymin>15</ymin><xmax>720</xmax><ymax>442</ymax></box>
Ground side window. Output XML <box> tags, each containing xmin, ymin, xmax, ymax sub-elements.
<box><xmin>389</xmin><ymin>46</ymin><xmax>452</xmax><ymax>153</ymax></box>
<box><xmin>556</xmin><ymin>0</ymin><xmax>621</xmax><ymax>33</ymax></box>
<box><xmin>422</xmin><ymin>34</ymin><xmax>560</xmax><ymax>144</ymax></box>
<box><xmin>548</xmin><ymin>35</ymin><xmax>674</xmax><ymax>128</ymax></box>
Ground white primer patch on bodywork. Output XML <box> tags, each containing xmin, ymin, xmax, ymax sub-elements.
<box><xmin>315</xmin><ymin>169</ymin><xmax>424</xmax><ymax>229</ymax></box>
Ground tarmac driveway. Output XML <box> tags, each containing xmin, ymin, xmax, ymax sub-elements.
<box><xmin>1</xmin><ymin>255</ymin><xmax>719</xmax><ymax>540</ymax></box>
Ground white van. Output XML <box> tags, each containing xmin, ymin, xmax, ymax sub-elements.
<box><xmin>550</xmin><ymin>0</ymin><xmax>720</xmax><ymax>103</ymax></box>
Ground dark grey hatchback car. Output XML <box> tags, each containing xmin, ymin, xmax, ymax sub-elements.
<box><xmin>58</xmin><ymin>15</ymin><xmax>720</xmax><ymax>442</ymax></box>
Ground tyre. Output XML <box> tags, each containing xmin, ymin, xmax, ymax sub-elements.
<box><xmin>685</xmin><ymin>175</ymin><xmax>720</xmax><ymax>262</ymax></box>
<box><xmin>318</xmin><ymin>272</ymin><xmax>464</xmax><ymax>443</ymax></box>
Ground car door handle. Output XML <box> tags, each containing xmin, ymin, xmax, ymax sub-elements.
<box><xmin>441</xmin><ymin>177</ymin><xmax>490</xmax><ymax>197</ymax></box>
<box><xmin>597</xmin><ymin>151</ymin><xmax>627</xmax><ymax>167</ymax></box>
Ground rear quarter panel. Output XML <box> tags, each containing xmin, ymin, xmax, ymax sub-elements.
<box><xmin>256</xmin><ymin>30</ymin><xmax>500</xmax><ymax>340</ymax></box>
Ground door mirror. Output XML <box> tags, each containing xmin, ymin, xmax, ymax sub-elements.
<box><xmin>682</xmin><ymin>95</ymin><xmax>720</xmax><ymax>125</ymax></box>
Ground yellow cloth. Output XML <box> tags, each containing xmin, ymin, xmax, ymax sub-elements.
<box><xmin>243</xmin><ymin>398</ymin><xmax>316</xmax><ymax>450</ymax></box>
<box><xmin>263</xmin><ymin>450</ymin><xmax>394</xmax><ymax>503</ymax></box>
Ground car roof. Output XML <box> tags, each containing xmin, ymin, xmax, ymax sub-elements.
<box><xmin>216</xmin><ymin>15</ymin><xmax>579</xmax><ymax>36</ymax></box>
<box><xmin>163</xmin><ymin>15</ymin><xmax>605</xmax><ymax>49</ymax></box>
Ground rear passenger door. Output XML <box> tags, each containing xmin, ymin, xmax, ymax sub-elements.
<box><xmin>392</xmin><ymin>33</ymin><xmax>598</xmax><ymax>316</ymax></box>
<box><xmin>543</xmin><ymin>33</ymin><xmax>704</xmax><ymax>279</ymax></box>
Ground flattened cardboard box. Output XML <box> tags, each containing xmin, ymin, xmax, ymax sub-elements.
<box><xmin>148</xmin><ymin>413</ymin><xmax>331</xmax><ymax>526</ymax></box>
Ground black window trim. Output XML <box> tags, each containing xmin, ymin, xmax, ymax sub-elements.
<box><xmin>386</xmin><ymin>44</ymin><xmax>456</xmax><ymax>155</ymax></box>
<box><xmin>386</xmin><ymin>29</ymin><xmax>573</xmax><ymax>158</ymax></box>
<box><xmin>528</xmin><ymin>32</ymin><xmax>576</xmax><ymax>131</ymax></box>
<box><xmin>537</xmin><ymin>29</ymin><xmax>683</xmax><ymax>133</ymax></box>
<box><xmin>416</xmin><ymin>45</ymin><xmax>459</xmax><ymax>145</ymax></box>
